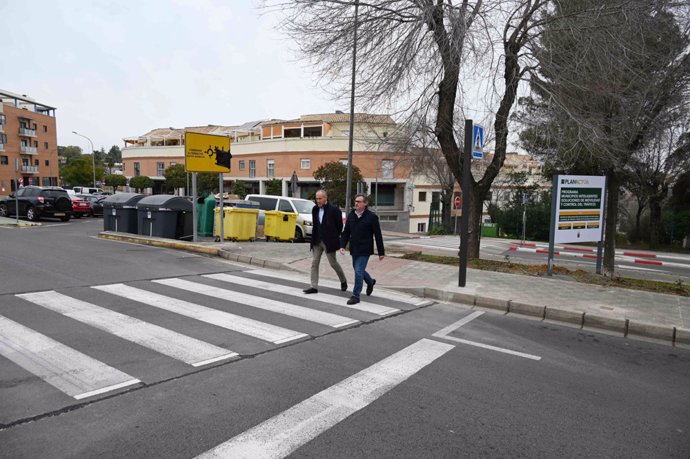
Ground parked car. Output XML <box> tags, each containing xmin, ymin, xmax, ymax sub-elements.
<box><xmin>73</xmin><ymin>186</ymin><xmax>104</xmax><ymax>195</ymax></box>
<box><xmin>70</xmin><ymin>194</ymin><xmax>92</xmax><ymax>218</ymax></box>
<box><xmin>77</xmin><ymin>193</ymin><xmax>106</xmax><ymax>217</ymax></box>
<box><xmin>0</xmin><ymin>186</ymin><xmax>73</xmax><ymax>221</ymax></box>
<box><xmin>244</xmin><ymin>194</ymin><xmax>315</xmax><ymax>241</ymax></box>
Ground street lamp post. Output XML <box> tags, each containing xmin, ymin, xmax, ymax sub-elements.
<box><xmin>72</xmin><ymin>131</ymin><xmax>96</xmax><ymax>188</ymax></box>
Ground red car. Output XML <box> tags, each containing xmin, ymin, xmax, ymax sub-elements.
<box><xmin>70</xmin><ymin>195</ymin><xmax>91</xmax><ymax>218</ymax></box>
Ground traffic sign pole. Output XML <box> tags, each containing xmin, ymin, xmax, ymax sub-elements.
<box><xmin>459</xmin><ymin>119</ymin><xmax>472</xmax><ymax>287</ymax></box>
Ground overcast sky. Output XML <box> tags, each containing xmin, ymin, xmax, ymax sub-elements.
<box><xmin>1</xmin><ymin>0</ymin><xmax>337</xmax><ymax>153</ymax></box>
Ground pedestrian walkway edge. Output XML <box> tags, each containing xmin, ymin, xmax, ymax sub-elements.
<box><xmin>395</xmin><ymin>286</ymin><xmax>689</xmax><ymax>348</ymax></box>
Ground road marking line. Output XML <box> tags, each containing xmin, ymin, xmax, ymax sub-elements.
<box><xmin>433</xmin><ymin>334</ymin><xmax>541</xmax><ymax>360</ymax></box>
<box><xmin>433</xmin><ymin>311</ymin><xmax>484</xmax><ymax>337</ymax></box>
<box><xmin>93</xmin><ymin>284</ymin><xmax>308</xmax><ymax>345</ymax></box>
<box><xmin>204</xmin><ymin>273</ymin><xmax>400</xmax><ymax>317</ymax></box>
<box><xmin>431</xmin><ymin>311</ymin><xmax>541</xmax><ymax>360</ymax></box>
<box><xmin>249</xmin><ymin>268</ymin><xmax>433</xmax><ymax>307</ymax></box>
<box><xmin>153</xmin><ymin>278</ymin><xmax>359</xmax><ymax>329</ymax></box>
<box><xmin>0</xmin><ymin>314</ymin><xmax>140</xmax><ymax>399</ymax></box>
<box><xmin>195</xmin><ymin>338</ymin><xmax>454</xmax><ymax>459</ymax></box>
<box><xmin>17</xmin><ymin>291</ymin><xmax>238</xmax><ymax>367</ymax></box>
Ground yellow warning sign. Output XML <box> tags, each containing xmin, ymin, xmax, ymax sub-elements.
<box><xmin>185</xmin><ymin>132</ymin><xmax>231</xmax><ymax>173</ymax></box>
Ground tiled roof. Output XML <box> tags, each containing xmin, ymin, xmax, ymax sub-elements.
<box><xmin>261</xmin><ymin>113</ymin><xmax>396</xmax><ymax>126</ymax></box>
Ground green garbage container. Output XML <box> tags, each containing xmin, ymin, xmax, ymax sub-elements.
<box><xmin>197</xmin><ymin>194</ymin><xmax>216</xmax><ymax>237</ymax></box>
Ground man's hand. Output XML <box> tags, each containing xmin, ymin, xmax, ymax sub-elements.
<box><xmin>339</xmin><ymin>248</ymin><xmax>345</xmax><ymax>255</ymax></box>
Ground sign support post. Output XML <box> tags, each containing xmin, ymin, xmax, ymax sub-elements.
<box><xmin>459</xmin><ymin>120</ymin><xmax>472</xmax><ymax>287</ymax></box>
<box><xmin>192</xmin><ymin>172</ymin><xmax>198</xmax><ymax>242</ymax></box>
<box><xmin>14</xmin><ymin>159</ymin><xmax>19</xmax><ymax>224</ymax></box>
<box><xmin>218</xmin><ymin>173</ymin><xmax>224</xmax><ymax>242</ymax></box>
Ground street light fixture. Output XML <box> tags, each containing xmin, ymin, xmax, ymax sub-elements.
<box><xmin>72</xmin><ymin>131</ymin><xmax>96</xmax><ymax>188</ymax></box>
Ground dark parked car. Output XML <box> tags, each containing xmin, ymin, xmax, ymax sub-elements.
<box><xmin>77</xmin><ymin>193</ymin><xmax>106</xmax><ymax>217</ymax></box>
<box><xmin>0</xmin><ymin>186</ymin><xmax>73</xmax><ymax>221</ymax></box>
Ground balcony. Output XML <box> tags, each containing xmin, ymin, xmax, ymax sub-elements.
<box><xmin>19</xmin><ymin>127</ymin><xmax>37</xmax><ymax>137</ymax></box>
<box><xmin>22</xmin><ymin>165</ymin><xmax>39</xmax><ymax>174</ymax></box>
<box><xmin>21</xmin><ymin>145</ymin><xmax>38</xmax><ymax>154</ymax></box>
<box><xmin>0</xmin><ymin>143</ymin><xmax>4</xmax><ymax>151</ymax></box>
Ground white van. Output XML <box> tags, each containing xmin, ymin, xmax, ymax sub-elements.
<box><xmin>73</xmin><ymin>186</ymin><xmax>103</xmax><ymax>195</ymax></box>
<box><xmin>245</xmin><ymin>194</ymin><xmax>315</xmax><ymax>241</ymax></box>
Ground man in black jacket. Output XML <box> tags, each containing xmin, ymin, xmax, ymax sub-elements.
<box><xmin>339</xmin><ymin>194</ymin><xmax>385</xmax><ymax>305</ymax></box>
<box><xmin>303</xmin><ymin>190</ymin><xmax>347</xmax><ymax>294</ymax></box>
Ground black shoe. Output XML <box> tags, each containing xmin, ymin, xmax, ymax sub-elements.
<box><xmin>366</xmin><ymin>279</ymin><xmax>376</xmax><ymax>296</ymax></box>
<box><xmin>347</xmin><ymin>296</ymin><xmax>360</xmax><ymax>305</ymax></box>
<box><xmin>341</xmin><ymin>282</ymin><xmax>347</xmax><ymax>291</ymax></box>
<box><xmin>303</xmin><ymin>288</ymin><xmax>318</xmax><ymax>294</ymax></box>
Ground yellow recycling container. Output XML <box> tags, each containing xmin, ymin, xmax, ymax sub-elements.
<box><xmin>264</xmin><ymin>210</ymin><xmax>297</xmax><ymax>242</ymax></box>
<box><xmin>214</xmin><ymin>207</ymin><xmax>258</xmax><ymax>241</ymax></box>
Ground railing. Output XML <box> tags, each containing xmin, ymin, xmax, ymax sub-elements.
<box><xmin>0</xmin><ymin>143</ymin><xmax>4</xmax><ymax>151</ymax></box>
<box><xmin>20</xmin><ymin>145</ymin><xmax>38</xmax><ymax>154</ymax></box>
<box><xmin>22</xmin><ymin>165</ymin><xmax>39</xmax><ymax>174</ymax></box>
<box><xmin>19</xmin><ymin>127</ymin><xmax>37</xmax><ymax>137</ymax></box>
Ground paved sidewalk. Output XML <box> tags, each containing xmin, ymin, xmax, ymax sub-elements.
<box><xmin>94</xmin><ymin>230</ymin><xmax>690</xmax><ymax>348</ymax></box>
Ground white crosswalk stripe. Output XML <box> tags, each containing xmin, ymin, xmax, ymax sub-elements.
<box><xmin>153</xmin><ymin>278</ymin><xmax>360</xmax><ymax>328</ymax></box>
<box><xmin>248</xmin><ymin>268</ymin><xmax>434</xmax><ymax>307</ymax></box>
<box><xmin>203</xmin><ymin>273</ymin><xmax>400</xmax><ymax>316</ymax></box>
<box><xmin>93</xmin><ymin>283</ymin><xmax>308</xmax><ymax>345</ymax></box>
<box><xmin>195</xmin><ymin>338</ymin><xmax>454</xmax><ymax>458</ymax></box>
<box><xmin>3</xmin><ymin>271</ymin><xmax>421</xmax><ymax>405</ymax></box>
<box><xmin>0</xmin><ymin>314</ymin><xmax>140</xmax><ymax>400</ymax></box>
<box><xmin>17</xmin><ymin>291</ymin><xmax>238</xmax><ymax>367</ymax></box>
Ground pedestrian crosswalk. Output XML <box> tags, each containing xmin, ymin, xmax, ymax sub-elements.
<box><xmin>0</xmin><ymin>269</ymin><xmax>431</xmax><ymax>409</ymax></box>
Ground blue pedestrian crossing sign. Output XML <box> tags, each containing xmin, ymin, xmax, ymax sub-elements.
<box><xmin>472</xmin><ymin>124</ymin><xmax>484</xmax><ymax>159</ymax></box>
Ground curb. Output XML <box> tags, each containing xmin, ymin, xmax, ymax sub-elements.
<box><xmin>416</xmin><ymin>287</ymin><xmax>685</xmax><ymax>347</ymax></box>
<box><xmin>97</xmin><ymin>231</ymin><xmax>688</xmax><ymax>348</ymax></box>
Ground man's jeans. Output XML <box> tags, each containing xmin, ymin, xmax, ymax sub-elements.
<box><xmin>351</xmin><ymin>255</ymin><xmax>373</xmax><ymax>299</ymax></box>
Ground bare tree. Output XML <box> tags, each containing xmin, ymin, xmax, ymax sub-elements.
<box><xmin>264</xmin><ymin>0</ymin><xmax>550</xmax><ymax>257</ymax></box>
<box><xmin>627</xmin><ymin>119</ymin><xmax>690</xmax><ymax>248</ymax></box>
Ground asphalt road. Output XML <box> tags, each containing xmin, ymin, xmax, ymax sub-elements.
<box><xmin>1</xmin><ymin>218</ymin><xmax>689</xmax><ymax>458</ymax></box>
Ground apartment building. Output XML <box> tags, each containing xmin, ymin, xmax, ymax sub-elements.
<box><xmin>0</xmin><ymin>90</ymin><xmax>59</xmax><ymax>193</ymax></box>
<box><xmin>122</xmin><ymin>113</ymin><xmax>416</xmax><ymax>232</ymax></box>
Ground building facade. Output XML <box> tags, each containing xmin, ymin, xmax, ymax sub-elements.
<box><xmin>122</xmin><ymin>113</ymin><xmax>415</xmax><ymax>232</ymax></box>
<box><xmin>121</xmin><ymin>113</ymin><xmax>546</xmax><ymax>234</ymax></box>
<box><xmin>0</xmin><ymin>90</ymin><xmax>59</xmax><ymax>193</ymax></box>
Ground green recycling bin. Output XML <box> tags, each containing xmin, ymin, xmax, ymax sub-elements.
<box><xmin>197</xmin><ymin>194</ymin><xmax>216</xmax><ymax>237</ymax></box>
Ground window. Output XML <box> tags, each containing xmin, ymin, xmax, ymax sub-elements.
<box><xmin>418</xmin><ymin>191</ymin><xmax>427</xmax><ymax>202</ymax></box>
<box><xmin>339</xmin><ymin>159</ymin><xmax>348</xmax><ymax>166</ymax></box>
<box><xmin>45</xmin><ymin>160</ymin><xmax>50</xmax><ymax>166</ymax></box>
<box><xmin>170</xmin><ymin>161</ymin><xmax>176</xmax><ymax>166</ymax></box>
<box><xmin>0</xmin><ymin>155</ymin><xmax>8</xmax><ymax>165</ymax></box>
<box><xmin>0</xmin><ymin>133</ymin><xmax>6</xmax><ymax>146</ymax></box>
<box><xmin>278</xmin><ymin>199</ymin><xmax>293</xmax><ymax>212</ymax></box>
<box><xmin>44</xmin><ymin>142</ymin><xmax>49</xmax><ymax>149</ymax></box>
<box><xmin>303</xmin><ymin>126</ymin><xmax>322</xmax><ymax>137</ymax></box>
<box><xmin>267</xmin><ymin>160</ymin><xmax>274</xmax><ymax>178</ymax></box>
<box><xmin>249</xmin><ymin>160</ymin><xmax>256</xmax><ymax>177</ymax></box>
<box><xmin>238</xmin><ymin>160</ymin><xmax>245</xmax><ymax>170</ymax></box>
<box><xmin>34</xmin><ymin>159</ymin><xmax>39</xmax><ymax>166</ymax></box>
<box><xmin>373</xmin><ymin>184</ymin><xmax>395</xmax><ymax>206</ymax></box>
<box><xmin>417</xmin><ymin>222</ymin><xmax>426</xmax><ymax>232</ymax></box>
<box><xmin>134</xmin><ymin>162</ymin><xmax>140</xmax><ymax>176</ymax></box>
<box><xmin>381</xmin><ymin>160</ymin><xmax>394</xmax><ymax>179</ymax></box>
<box><xmin>157</xmin><ymin>162</ymin><xmax>164</xmax><ymax>176</ymax></box>
<box><xmin>300</xmin><ymin>159</ymin><xmax>310</xmax><ymax>169</ymax></box>
<box><xmin>284</xmin><ymin>128</ymin><xmax>301</xmax><ymax>138</ymax></box>
<box><xmin>43</xmin><ymin>125</ymin><xmax>48</xmax><ymax>133</ymax></box>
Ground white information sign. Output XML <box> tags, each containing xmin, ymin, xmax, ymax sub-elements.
<box><xmin>553</xmin><ymin>175</ymin><xmax>606</xmax><ymax>244</ymax></box>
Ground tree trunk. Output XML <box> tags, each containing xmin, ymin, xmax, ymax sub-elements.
<box><xmin>634</xmin><ymin>202</ymin><xmax>644</xmax><ymax>243</ymax></box>
<box><xmin>604</xmin><ymin>173</ymin><xmax>620</xmax><ymax>276</ymax></box>
<box><xmin>648</xmin><ymin>197</ymin><xmax>662</xmax><ymax>249</ymax></box>
<box><xmin>441</xmin><ymin>191</ymin><xmax>453</xmax><ymax>232</ymax></box>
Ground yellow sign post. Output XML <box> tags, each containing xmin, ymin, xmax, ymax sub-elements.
<box><xmin>185</xmin><ymin>132</ymin><xmax>232</xmax><ymax>173</ymax></box>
